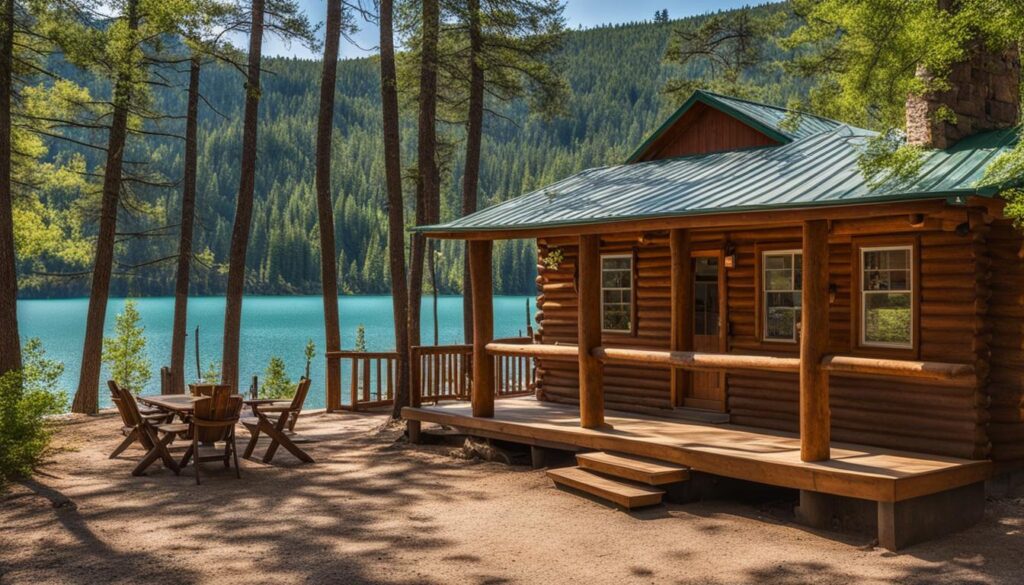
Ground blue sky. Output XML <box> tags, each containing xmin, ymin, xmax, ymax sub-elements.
<box><xmin>264</xmin><ymin>1</ymin><xmax>757</xmax><ymax>59</ymax></box>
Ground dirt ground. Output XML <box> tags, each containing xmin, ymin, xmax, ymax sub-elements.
<box><xmin>2</xmin><ymin>412</ymin><xmax>1024</xmax><ymax>585</ymax></box>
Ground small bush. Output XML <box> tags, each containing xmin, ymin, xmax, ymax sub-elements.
<box><xmin>354</xmin><ymin>325</ymin><xmax>366</xmax><ymax>352</ymax></box>
<box><xmin>0</xmin><ymin>339</ymin><xmax>68</xmax><ymax>485</ymax></box>
<box><xmin>261</xmin><ymin>356</ymin><xmax>294</xmax><ymax>399</ymax></box>
<box><xmin>102</xmin><ymin>299</ymin><xmax>151</xmax><ymax>394</ymax></box>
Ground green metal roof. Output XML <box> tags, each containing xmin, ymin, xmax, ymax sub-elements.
<box><xmin>625</xmin><ymin>90</ymin><xmax>846</xmax><ymax>163</ymax></box>
<box><xmin>421</xmin><ymin>118</ymin><xmax>1020</xmax><ymax>236</ymax></box>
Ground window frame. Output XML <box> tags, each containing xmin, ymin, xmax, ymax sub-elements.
<box><xmin>600</xmin><ymin>253</ymin><xmax>634</xmax><ymax>334</ymax></box>
<box><xmin>759</xmin><ymin>248</ymin><xmax>803</xmax><ymax>344</ymax></box>
<box><xmin>857</xmin><ymin>244</ymin><xmax>916</xmax><ymax>350</ymax></box>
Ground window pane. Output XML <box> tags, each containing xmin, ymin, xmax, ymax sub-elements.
<box><xmin>602</xmin><ymin>269</ymin><xmax>630</xmax><ymax>288</ymax></box>
<box><xmin>794</xmin><ymin>254</ymin><xmax>802</xmax><ymax>288</ymax></box>
<box><xmin>764</xmin><ymin>255</ymin><xmax>791</xmax><ymax>270</ymax></box>
<box><xmin>766</xmin><ymin>307</ymin><xmax>796</xmax><ymax>340</ymax></box>
<box><xmin>602</xmin><ymin>257</ymin><xmax>630</xmax><ymax>271</ymax></box>
<box><xmin>864</xmin><ymin>292</ymin><xmax>912</xmax><ymax>345</ymax></box>
<box><xmin>765</xmin><ymin>269</ymin><xmax>792</xmax><ymax>291</ymax></box>
<box><xmin>603</xmin><ymin>305</ymin><xmax>630</xmax><ymax>331</ymax></box>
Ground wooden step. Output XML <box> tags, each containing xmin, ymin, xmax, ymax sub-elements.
<box><xmin>576</xmin><ymin>451</ymin><xmax>690</xmax><ymax>485</ymax></box>
<box><xmin>547</xmin><ymin>466</ymin><xmax>664</xmax><ymax>509</ymax></box>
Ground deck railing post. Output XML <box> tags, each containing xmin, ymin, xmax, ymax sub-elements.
<box><xmin>669</xmin><ymin>228</ymin><xmax>692</xmax><ymax>407</ymax></box>
<box><xmin>326</xmin><ymin>354</ymin><xmax>341</xmax><ymax>412</ymax></box>
<box><xmin>469</xmin><ymin>240</ymin><xmax>495</xmax><ymax>417</ymax></box>
<box><xmin>577</xmin><ymin>234</ymin><xmax>605</xmax><ymax>428</ymax></box>
<box><xmin>800</xmin><ymin>219</ymin><xmax>831</xmax><ymax>462</ymax></box>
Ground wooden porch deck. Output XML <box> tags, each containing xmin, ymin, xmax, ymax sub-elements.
<box><xmin>403</xmin><ymin>396</ymin><xmax>992</xmax><ymax>503</ymax></box>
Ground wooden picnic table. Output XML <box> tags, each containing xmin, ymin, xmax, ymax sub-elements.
<box><xmin>137</xmin><ymin>394</ymin><xmax>206</xmax><ymax>415</ymax></box>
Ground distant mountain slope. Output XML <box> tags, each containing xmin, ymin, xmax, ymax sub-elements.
<box><xmin>23</xmin><ymin>4</ymin><xmax>798</xmax><ymax>298</ymax></box>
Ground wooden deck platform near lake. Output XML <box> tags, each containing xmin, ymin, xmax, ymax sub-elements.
<box><xmin>403</xmin><ymin>396</ymin><xmax>992</xmax><ymax>503</ymax></box>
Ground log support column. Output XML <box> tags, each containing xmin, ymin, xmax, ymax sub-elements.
<box><xmin>469</xmin><ymin>240</ymin><xmax>495</xmax><ymax>418</ymax></box>
<box><xmin>669</xmin><ymin>229</ymin><xmax>692</xmax><ymax>406</ymax></box>
<box><xmin>577</xmin><ymin>234</ymin><xmax>605</xmax><ymax>428</ymax></box>
<box><xmin>800</xmin><ymin>219</ymin><xmax>830</xmax><ymax>462</ymax></box>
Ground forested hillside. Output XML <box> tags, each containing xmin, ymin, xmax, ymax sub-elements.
<box><xmin>23</xmin><ymin>4</ymin><xmax>797</xmax><ymax>298</ymax></box>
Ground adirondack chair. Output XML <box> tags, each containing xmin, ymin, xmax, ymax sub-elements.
<box><xmin>179</xmin><ymin>389</ymin><xmax>244</xmax><ymax>485</ymax></box>
<box><xmin>108</xmin><ymin>381</ymin><xmax>174</xmax><ymax>459</ymax></box>
<box><xmin>242</xmin><ymin>377</ymin><xmax>314</xmax><ymax>464</ymax></box>
<box><xmin>111</xmin><ymin>383</ymin><xmax>189</xmax><ymax>476</ymax></box>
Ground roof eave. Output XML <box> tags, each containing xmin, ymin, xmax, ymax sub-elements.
<box><xmin>414</xmin><ymin>191</ymin><xmax>988</xmax><ymax>239</ymax></box>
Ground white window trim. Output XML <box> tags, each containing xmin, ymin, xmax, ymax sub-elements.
<box><xmin>860</xmin><ymin>245</ymin><xmax>914</xmax><ymax>349</ymax></box>
<box><xmin>762</xmin><ymin>249</ymin><xmax>802</xmax><ymax>343</ymax></box>
<box><xmin>600</xmin><ymin>254</ymin><xmax>633</xmax><ymax>334</ymax></box>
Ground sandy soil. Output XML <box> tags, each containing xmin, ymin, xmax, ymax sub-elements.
<box><xmin>2</xmin><ymin>411</ymin><xmax>1023</xmax><ymax>585</ymax></box>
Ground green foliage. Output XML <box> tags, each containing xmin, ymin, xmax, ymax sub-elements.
<box><xmin>201</xmin><ymin>360</ymin><xmax>221</xmax><ymax>384</ymax></box>
<box><xmin>857</xmin><ymin>131</ymin><xmax>925</xmax><ymax>189</ymax></box>
<box><xmin>0</xmin><ymin>340</ymin><xmax>68</xmax><ymax>485</ymax></box>
<box><xmin>102</xmin><ymin>300</ymin><xmax>151</xmax><ymax>394</ymax></box>
<box><xmin>354</xmin><ymin>325</ymin><xmax>367</xmax><ymax>352</ymax></box>
<box><xmin>663</xmin><ymin>5</ymin><xmax>787</xmax><ymax>101</ymax></box>
<box><xmin>304</xmin><ymin>338</ymin><xmax>315</xmax><ymax>378</ymax></box>
<box><xmin>542</xmin><ymin>248</ymin><xmax>563</xmax><ymax>270</ymax></box>
<box><xmin>261</xmin><ymin>356</ymin><xmax>294</xmax><ymax>399</ymax></box>
<box><xmin>19</xmin><ymin>16</ymin><xmax>703</xmax><ymax>298</ymax></box>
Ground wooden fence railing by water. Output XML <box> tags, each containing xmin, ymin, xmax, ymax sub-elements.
<box><xmin>325</xmin><ymin>338</ymin><xmax>537</xmax><ymax>411</ymax></box>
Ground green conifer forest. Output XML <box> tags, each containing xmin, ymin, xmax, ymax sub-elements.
<box><xmin>22</xmin><ymin>5</ymin><xmax>797</xmax><ymax>298</ymax></box>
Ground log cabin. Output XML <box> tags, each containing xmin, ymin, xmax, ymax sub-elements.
<box><xmin>393</xmin><ymin>50</ymin><xmax>1024</xmax><ymax>550</ymax></box>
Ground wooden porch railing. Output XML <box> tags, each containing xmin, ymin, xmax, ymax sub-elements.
<box><xmin>325</xmin><ymin>338</ymin><xmax>537</xmax><ymax>411</ymax></box>
<box><xmin>412</xmin><ymin>344</ymin><xmax>473</xmax><ymax>403</ymax></box>
<box><xmin>325</xmin><ymin>350</ymin><xmax>400</xmax><ymax>411</ymax></box>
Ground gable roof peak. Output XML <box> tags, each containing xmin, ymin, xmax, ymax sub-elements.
<box><xmin>626</xmin><ymin>89</ymin><xmax>850</xmax><ymax>163</ymax></box>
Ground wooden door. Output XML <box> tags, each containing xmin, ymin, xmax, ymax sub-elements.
<box><xmin>686</xmin><ymin>254</ymin><xmax>726</xmax><ymax>411</ymax></box>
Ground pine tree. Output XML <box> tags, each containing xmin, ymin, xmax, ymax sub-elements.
<box><xmin>380</xmin><ymin>0</ymin><xmax>412</xmax><ymax>419</ymax></box>
<box><xmin>261</xmin><ymin>355</ymin><xmax>293</xmax><ymax>399</ymax></box>
<box><xmin>102</xmin><ymin>300</ymin><xmax>152</xmax><ymax>394</ymax></box>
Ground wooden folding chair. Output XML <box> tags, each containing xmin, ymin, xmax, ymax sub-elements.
<box><xmin>242</xmin><ymin>378</ymin><xmax>314</xmax><ymax>464</ymax></box>
<box><xmin>108</xmin><ymin>381</ymin><xmax>174</xmax><ymax>459</ymax></box>
<box><xmin>179</xmin><ymin>389</ymin><xmax>243</xmax><ymax>485</ymax></box>
<box><xmin>111</xmin><ymin>383</ymin><xmax>189</xmax><ymax>476</ymax></box>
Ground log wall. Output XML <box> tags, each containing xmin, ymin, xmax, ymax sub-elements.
<box><xmin>534</xmin><ymin>206</ymin><xmax>1020</xmax><ymax>460</ymax></box>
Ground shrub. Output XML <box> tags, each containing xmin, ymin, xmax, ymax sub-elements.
<box><xmin>354</xmin><ymin>324</ymin><xmax>367</xmax><ymax>352</ymax></box>
<box><xmin>262</xmin><ymin>356</ymin><xmax>294</xmax><ymax>399</ymax></box>
<box><xmin>102</xmin><ymin>299</ymin><xmax>151</xmax><ymax>394</ymax></box>
<box><xmin>0</xmin><ymin>339</ymin><xmax>68</xmax><ymax>485</ymax></box>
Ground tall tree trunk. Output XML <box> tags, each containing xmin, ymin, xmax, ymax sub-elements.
<box><xmin>169</xmin><ymin>52</ymin><xmax>201</xmax><ymax>394</ymax></box>
<box><xmin>0</xmin><ymin>0</ymin><xmax>20</xmax><ymax>378</ymax></box>
<box><xmin>381</xmin><ymin>0</ymin><xmax>411</xmax><ymax>419</ymax></box>
<box><xmin>71</xmin><ymin>0</ymin><xmax>140</xmax><ymax>413</ymax></box>
<box><xmin>221</xmin><ymin>0</ymin><xmax>265</xmax><ymax>391</ymax></box>
<box><xmin>409</xmin><ymin>0</ymin><xmax>440</xmax><ymax>352</ymax></box>
<box><xmin>316</xmin><ymin>0</ymin><xmax>342</xmax><ymax>404</ymax></box>
<box><xmin>461</xmin><ymin>0</ymin><xmax>484</xmax><ymax>345</ymax></box>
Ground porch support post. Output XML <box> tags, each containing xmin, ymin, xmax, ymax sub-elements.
<box><xmin>469</xmin><ymin>239</ymin><xmax>495</xmax><ymax>418</ymax></box>
<box><xmin>800</xmin><ymin>219</ymin><xmax>830</xmax><ymax>461</ymax></box>
<box><xmin>669</xmin><ymin>228</ymin><xmax>692</xmax><ymax>407</ymax></box>
<box><xmin>577</xmin><ymin>234</ymin><xmax>605</xmax><ymax>428</ymax></box>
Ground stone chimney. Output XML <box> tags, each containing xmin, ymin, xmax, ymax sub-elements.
<box><xmin>905</xmin><ymin>45</ymin><xmax>1020</xmax><ymax>149</ymax></box>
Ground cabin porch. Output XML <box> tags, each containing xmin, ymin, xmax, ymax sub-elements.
<box><xmin>403</xmin><ymin>395</ymin><xmax>993</xmax><ymax>549</ymax></box>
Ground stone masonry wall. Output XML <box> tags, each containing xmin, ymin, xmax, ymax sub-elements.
<box><xmin>906</xmin><ymin>45</ymin><xmax>1020</xmax><ymax>148</ymax></box>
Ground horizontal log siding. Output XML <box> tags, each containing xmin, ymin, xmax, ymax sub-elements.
<box><xmin>535</xmin><ymin>211</ymin><xmax>998</xmax><ymax>460</ymax></box>
<box><xmin>536</xmin><ymin>234</ymin><xmax>673</xmax><ymax>412</ymax></box>
<box><xmin>986</xmin><ymin>220</ymin><xmax>1024</xmax><ymax>461</ymax></box>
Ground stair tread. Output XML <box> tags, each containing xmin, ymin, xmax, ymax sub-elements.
<box><xmin>547</xmin><ymin>466</ymin><xmax>664</xmax><ymax>509</ymax></box>
<box><xmin>576</xmin><ymin>451</ymin><xmax>690</xmax><ymax>485</ymax></box>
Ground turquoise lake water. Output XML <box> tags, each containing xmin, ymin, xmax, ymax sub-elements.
<box><xmin>17</xmin><ymin>295</ymin><xmax>536</xmax><ymax>410</ymax></box>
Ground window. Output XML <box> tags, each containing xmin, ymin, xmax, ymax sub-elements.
<box><xmin>601</xmin><ymin>255</ymin><xmax>632</xmax><ymax>332</ymax></box>
<box><xmin>861</xmin><ymin>246</ymin><xmax>913</xmax><ymax>348</ymax></box>
<box><xmin>762</xmin><ymin>250</ymin><xmax>802</xmax><ymax>342</ymax></box>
